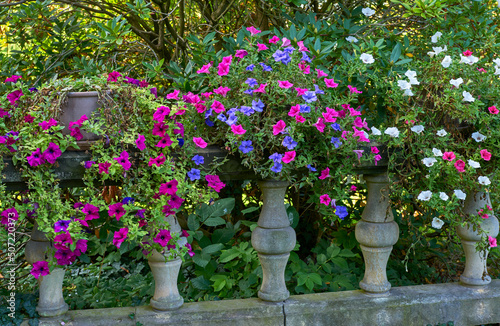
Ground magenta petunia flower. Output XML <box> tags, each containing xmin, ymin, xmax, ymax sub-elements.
<box><xmin>348</xmin><ymin>85</ymin><xmax>362</xmax><ymax>94</ymax></box>
<box><xmin>257</xmin><ymin>43</ymin><xmax>268</xmax><ymax>51</ymax></box>
<box><xmin>173</xmin><ymin>122</ymin><xmax>184</xmax><ymax>138</ymax></box>
<box><xmin>347</xmin><ymin>106</ymin><xmax>362</xmax><ymax>116</ymax></box>
<box><xmin>320</xmin><ymin>194</ymin><xmax>331</xmax><ymax>206</ymax></box>
<box><xmin>218</xmin><ymin>63</ymin><xmax>230</xmax><ymax>76</ymax></box>
<box><xmin>282</xmin><ymin>151</ymin><xmax>296</xmax><ymax>164</ymax></box>
<box><xmin>206</xmin><ymin>175</ymin><xmax>226</xmax><ymax>192</ymax></box>
<box><xmin>70</xmin><ymin>126</ymin><xmax>83</xmax><ymax>140</ymax></box>
<box><xmin>489</xmin><ymin>236</ymin><xmax>497</xmax><ymax>248</ymax></box>
<box><xmin>324</xmin><ymin>78</ymin><xmax>339</xmax><ymax>88</ymax></box>
<box><xmin>235</xmin><ymin>49</ymin><xmax>248</xmax><ymax>59</ymax></box>
<box><xmin>82</xmin><ymin>203</ymin><xmax>100</xmax><ymax>220</ymax></box>
<box><xmin>462</xmin><ymin>50</ymin><xmax>473</xmax><ymax>57</ymax></box>
<box><xmin>148</xmin><ymin>153</ymin><xmax>166</xmax><ymax>167</ymax></box>
<box><xmin>197</xmin><ymin>63</ymin><xmax>212</xmax><ymax>74</ymax></box>
<box><xmin>253</xmin><ymin>83</ymin><xmax>267</xmax><ymax>93</ymax></box>
<box><xmin>113</xmin><ymin>150</ymin><xmax>131</xmax><ymax>170</ymax></box>
<box><xmin>211</xmin><ymin>100</ymin><xmax>225</xmax><ymax>113</ymax></box>
<box><xmin>288</xmin><ymin>105</ymin><xmax>300</xmax><ymax>117</ymax></box>
<box><xmin>480</xmin><ymin>149</ymin><xmax>491</xmax><ymax>161</ymax></box>
<box><xmin>374</xmin><ymin>154</ymin><xmax>382</xmax><ymax>166</ymax></box>
<box><xmin>152</xmin><ymin>122</ymin><xmax>168</xmax><ymax>137</ymax></box>
<box><xmin>295</xmin><ymin>115</ymin><xmax>306</xmax><ymax>123</ymax></box>
<box><xmin>113</xmin><ymin>228</ymin><xmax>129</xmax><ymax>248</ymax></box>
<box><xmin>55</xmin><ymin>248</ymin><xmax>76</xmax><ymax>265</ymax></box>
<box><xmin>281</xmin><ymin>37</ymin><xmax>291</xmax><ymax>47</ymax></box>
<box><xmin>353</xmin><ymin>149</ymin><xmax>364</xmax><ymax>160</ymax></box>
<box><xmin>156</xmin><ymin>135</ymin><xmax>173</xmax><ymax>148</ymax></box>
<box><xmin>314</xmin><ymin>118</ymin><xmax>326</xmax><ymax>133</ymax></box>
<box><xmin>318</xmin><ymin>168</ymin><xmax>331</xmax><ymax>180</ymax></box>
<box><xmin>442</xmin><ymin>152</ymin><xmax>456</xmax><ymax>161</ymax></box>
<box><xmin>214</xmin><ymin>86</ymin><xmax>231</xmax><ymax>97</ymax></box>
<box><xmin>295</xmin><ymin>87</ymin><xmax>308</xmax><ymax>96</ymax></box>
<box><xmin>154</xmin><ymin>229</ymin><xmax>173</xmax><ymax>247</ymax></box>
<box><xmin>269</xmin><ymin>35</ymin><xmax>280</xmax><ymax>44</ymax></box>
<box><xmin>298</xmin><ymin>62</ymin><xmax>310</xmax><ymax>74</ymax></box>
<box><xmin>5</xmin><ymin>75</ymin><xmax>21</xmax><ymax>83</ymax></box>
<box><xmin>166</xmin><ymin>90</ymin><xmax>180</xmax><ymax>100</ymax></box>
<box><xmin>54</xmin><ymin>232</ymin><xmax>73</xmax><ymax>245</ymax></box>
<box><xmin>371</xmin><ymin>147</ymin><xmax>379</xmax><ymax>154</ymax></box>
<box><xmin>193</xmin><ymin>137</ymin><xmax>208</xmax><ymax>148</ymax></box>
<box><xmin>153</xmin><ymin>106</ymin><xmax>170</xmax><ymax>122</ymax></box>
<box><xmin>246</xmin><ymin>26</ymin><xmax>261</xmax><ymax>35</ymax></box>
<box><xmin>353</xmin><ymin>128</ymin><xmax>370</xmax><ymax>142</ymax></box>
<box><xmin>74</xmin><ymin>239</ymin><xmax>88</xmax><ymax>256</ymax></box>
<box><xmin>278</xmin><ymin>80</ymin><xmax>293</xmax><ymax>89</ymax></box>
<box><xmin>159</xmin><ymin>179</ymin><xmax>178</xmax><ymax>196</ymax></box>
<box><xmin>27</xmin><ymin>148</ymin><xmax>45</xmax><ymax>167</ymax></box>
<box><xmin>7</xmin><ymin>90</ymin><xmax>23</xmax><ymax>106</ymax></box>
<box><xmin>454</xmin><ymin>159</ymin><xmax>466</xmax><ymax>172</ymax></box>
<box><xmin>168</xmin><ymin>195</ymin><xmax>184</xmax><ymax>209</ymax></box>
<box><xmin>231</xmin><ymin>124</ymin><xmax>246</xmax><ymax>135</ymax></box>
<box><xmin>488</xmin><ymin>106</ymin><xmax>499</xmax><ymax>114</ymax></box>
<box><xmin>108</xmin><ymin>202</ymin><xmax>126</xmax><ymax>221</ymax></box>
<box><xmin>316</xmin><ymin>69</ymin><xmax>328</xmax><ymax>78</ymax></box>
<box><xmin>31</xmin><ymin>261</ymin><xmax>50</xmax><ymax>279</ymax></box>
<box><xmin>98</xmin><ymin>161</ymin><xmax>111</xmax><ymax>174</ymax></box>
<box><xmin>273</xmin><ymin>120</ymin><xmax>286</xmax><ymax>135</ymax></box>
<box><xmin>39</xmin><ymin>118</ymin><xmax>58</xmax><ymax>130</ymax></box>
<box><xmin>1</xmin><ymin>207</ymin><xmax>19</xmax><ymax>225</ymax></box>
<box><xmin>297</xmin><ymin>41</ymin><xmax>309</xmax><ymax>52</ymax></box>
<box><xmin>107</xmin><ymin>71</ymin><xmax>122</xmax><ymax>82</ymax></box>
<box><xmin>136</xmin><ymin>134</ymin><xmax>146</xmax><ymax>151</ymax></box>
<box><xmin>42</xmin><ymin>142</ymin><xmax>62</xmax><ymax>164</ymax></box>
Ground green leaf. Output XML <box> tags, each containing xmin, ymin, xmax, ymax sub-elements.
<box><xmin>331</xmin><ymin>257</ymin><xmax>348</xmax><ymax>269</ymax></box>
<box><xmin>192</xmin><ymin>253</ymin><xmax>210</xmax><ymax>267</ymax></box>
<box><xmin>241</xmin><ymin>206</ymin><xmax>259</xmax><ymax>214</ymax></box>
<box><xmin>219</xmin><ymin>248</ymin><xmax>240</xmax><ymax>263</ymax></box>
<box><xmin>202</xmin><ymin>243</ymin><xmax>224</xmax><ymax>254</ymax></box>
<box><xmin>203</xmin><ymin>216</ymin><xmax>226</xmax><ymax>227</ymax></box>
<box><xmin>286</xmin><ymin>205</ymin><xmax>299</xmax><ymax>228</ymax></box>
<box><xmin>191</xmin><ymin>276</ymin><xmax>211</xmax><ymax>290</ymax></box>
<box><xmin>203</xmin><ymin>32</ymin><xmax>216</xmax><ymax>45</ymax></box>
<box><xmin>309</xmin><ymin>273</ymin><xmax>322</xmax><ymax>285</ymax></box>
<box><xmin>187</xmin><ymin>214</ymin><xmax>199</xmax><ymax>231</ymax></box>
<box><xmin>390</xmin><ymin>43</ymin><xmax>401</xmax><ymax>63</ymax></box>
<box><xmin>395</xmin><ymin>58</ymin><xmax>413</xmax><ymax>65</ymax></box>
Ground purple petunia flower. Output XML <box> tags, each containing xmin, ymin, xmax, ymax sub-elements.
<box><xmin>205</xmin><ymin>119</ymin><xmax>215</xmax><ymax>127</ymax></box>
<box><xmin>192</xmin><ymin>155</ymin><xmax>204</xmax><ymax>165</ymax></box>
<box><xmin>259</xmin><ymin>63</ymin><xmax>273</xmax><ymax>71</ymax></box>
<box><xmin>245</xmin><ymin>78</ymin><xmax>258</xmax><ymax>88</ymax></box>
<box><xmin>122</xmin><ymin>197</ymin><xmax>135</xmax><ymax>205</ymax></box>
<box><xmin>27</xmin><ymin>148</ymin><xmax>45</xmax><ymax>167</ymax></box>
<box><xmin>314</xmin><ymin>84</ymin><xmax>325</xmax><ymax>95</ymax></box>
<box><xmin>239</xmin><ymin>140</ymin><xmax>253</xmax><ymax>154</ymax></box>
<box><xmin>154</xmin><ymin>229</ymin><xmax>172</xmax><ymax>247</ymax></box>
<box><xmin>54</xmin><ymin>220</ymin><xmax>71</xmax><ymax>233</ymax></box>
<box><xmin>84</xmin><ymin>161</ymin><xmax>95</xmax><ymax>169</ymax></box>
<box><xmin>272</xmin><ymin>50</ymin><xmax>292</xmax><ymax>65</ymax></box>
<box><xmin>31</xmin><ymin>260</ymin><xmax>50</xmax><ymax>279</ymax></box>
<box><xmin>331</xmin><ymin>123</ymin><xmax>342</xmax><ymax>131</ymax></box>
<box><xmin>246</xmin><ymin>64</ymin><xmax>255</xmax><ymax>71</ymax></box>
<box><xmin>302</xmin><ymin>52</ymin><xmax>312</xmax><ymax>62</ymax></box>
<box><xmin>217</xmin><ymin>113</ymin><xmax>227</xmax><ymax>122</ymax></box>
<box><xmin>269</xmin><ymin>153</ymin><xmax>283</xmax><ymax>163</ymax></box>
<box><xmin>226</xmin><ymin>114</ymin><xmax>238</xmax><ymax>126</ymax></box>
<box><xmin>243</xmin><ymin>89</ymin><xmax>254</xmax><ymax>95</ymax></box>
<box><xmin>252</xmin><ymin>99</ymin><xmax>265</xmax><ymax>112</ymax></box>
<box><xmin>335</xmin><ymin>206</ymin><xmax>349</xmax><ymax>219</ymax></box>
<box><xmin>282</xmin><ymin>136</ymin><xmax>298</xmax><ymax>150</ymax></box>
<box><xmin>42</xmin><ymin>142</ymin><xmax>62</xmax><ymax>164</ymax></box>
<box><xmin>307</xmin><ymin>164</ymin><xmax>317</xmax><ymax>172</ymax></box>
<box><xmin>302</xmin><ymin>91</ymin><xmax>317</xmax><ymax>103</ymax></box>
<box><xmin>331</xmin><ymin>137</ymin><xmax>342</xmax><ymax>148</ymax></box>
<box><xmin>187</xmin><ymin>168</ymin><xmax>201</xmax><ymax>181</ymax></box>
<box><xmin>299</xmin><ymin>104</ymin><xmax>311</xmax><ymax>113</ymax></box>
<box><xmin>271</xmin><ymin>162</ymin><xmax>283</xmax><ymax>173</ymax></box>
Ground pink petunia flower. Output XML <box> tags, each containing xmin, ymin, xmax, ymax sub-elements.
<box><xmin>288</xmin><ymin>105</ymin><xmax>300</xmax><ymax>117</ymax></box>
<box><xmin>136</xmin><ymin>134</ymin><xmax>146</xmax><ymax>151</ymax></box>
<box><xmin>206</xmin><ymin>175</ymin><xmax>226</xmax><ymax>192</ymax></box>
<box><xmin>31</xmin><ymin>261</ymin><xmax>50</xmax><ymax>279</ymax></box>
<box><xmin>455</xmin><ymin>159</ymin><xmax>466</xmax><ymax>172</ymax></box>
<box><xmin>282</xmin><ymin>151</ymin><xmax>296</xmax><ymax>163</ymax></box>
<box><xmin>246</xmin><ymin>26</ymin><xmax>261</xmax><ymax>35</ymax></box>
<box><xmin>218</xmin><ymin>63</ymin><xmax>230</xmax><ymax>76</ymax></box>
<box><xmin>107</xmin><ymin>71</ymin><xmax>122</xmax><ymax>82</ymax></box>
<box><xmin>166</xmin><ymin>90</ymin><xmax>180</xmax><ymax>100</ymax></box>
<box><xmin>278</xmin><ymin>80</ymin><xmax>294</xmax><ymax>89</ymax></box>
<box><xmin>193</xmin><ymin>137</ymin><xmax>208</xmax><ymax>148</ymax></box>
<box><xmin>211</xmin><ymin>100</ymin><xmax>225</xmax><ymax>113</ymax></box>
<box><xmin>5</xmin><ymin>75</ymin><xmax>21</xmax><ymax>83</ymax></box>
<box><xmin>489</xmin><ymin>236</ymin><xmax>497</xmax><ymax>248</ymax></box>
<box><xmin>113</xmin><ymin>228</ymin><xmax>129</xmax><ymax>248</ymax></box>
<box><xmin>348</xmin><ymin>85</ymin><xmax>362</xmax><ymax>94</ymax></box>
<box><xmin>324</xmin><ymin>78</ymin><xmax>339</xmax><ymax>88</ymax></box>
<box><xmin>295</xmin><ymin>115</ymin><xmax>306</xmax><ymax>123</ymax></box>
<box><xmin>371</xmin><ymin>147</ymin><xmax>379</xmax><ymax>154</ymax></box>
<box><xmin>350</xmin><ymin>185</ymin><xmax>357</xmax><ymax>192</ymax></box>
<box><xmin>235</xmin><ymin>50</ymin><xmax>248</xmax><ymax>59</ymax></box>
<box><xmin>442</xmin><ymin>152</ymin><xmax>456</xmax><ymax>161</ymax></box>
<box><xmin>159</xmin><ymin>180</ymin><xmax>178</xmax><ymax>196</ymax></box>
<box><xmin>295</xmin><ymin>88</ymin><xmax>308</xmax><ymax>96</ymax></box>
<box><xmin>281</xmin><ymin>38</ymin><xmax>291</xmax><ymax>47</ymax></box>
<box><xmin>374</xmin><ymin>154</ymin><xmax>382</xmax><ymax>166</ymax></box>
<box><xmin>320</xmin><ymin>194</ymin><xmax>331</xmax><ymax>206</ymax></box>
<box><xmin>254</xmin><ymin>83</ymin><xmax>268</xmax><ymax>93</ymax></box>
<box><xmin>42</xmin><ymin>142</ymin><xmax>62</xmax><ymax>164</ymax></box>
<box><xmin>269</xmin><ymin>36</ymin><xmax>280</xmax><ymax>44</ymax></box>
<box><xmin>214</xmin><ymin>86</ymin><xmax>231</xmax><ymax>97</ymax></box>
<box><xmin>154</xmin><ymin>229</ymin><xmax>172</xmax><ymax>247</ymax></box>
<box><xmin>297</xmin><ymin>41</ymin><xmax>309</xmax><ymax>52</ymax></box>
<box><xmin>273</xmin><ymin>120</ymin><xmax>286</xmax><ymax>135</ymax></box>
<box><xmin>348</xmin><ymin>106</ymin><xmax>362</xmax><ymax>116</ymax></box>
<box><xmin>108</xmin><ymin>203</ymin><xmax>126</xmax><ymax>221</ymax></box>
<box><xmin>113</xmin><ymin>150</ymin><xmax>132</xmax><ymax>170</ymax></box>
<box><xmin>462</xmin><ymin>50</ymin><xmax>473</xmax><ymax>57</ymax></box>
<box><xmin>488</xmin><ymin>106</ymin><xmax>499</xmax><ymax>114</ymax></box>
<box><xmin>480</xmin><ymin>149</ymin><xmax>491</xmax><ymax>161</ymax></box>
<box><xmin>319</xmin><ymin>168</ymin><xmax>331</xmax><ymax>180</ymax></box>
<box><xmin>316</xmin><ymin>69</ymin><xmax>328</xmax><ymax>78</ymax></box>
<box><xmin>314</xmin><ymin>118</ymin><xmax>326</xmax><ymax>133</ymax></box>
<box><xmin>231</xmin><ymin>124</ymin><xmax>247</xmax><ymax>135</ymax></box>
<box><xmin>197</xmin><ymin>63</ymin><xmax>212</xmax><ymax>74</ymax></box>
<box><xmin>98</xmin><ymin>161</ymin><xmax>111</xmax><ymax>174</ymax></box>
<box><xmin>257</xmin><ymin>43</ymin><xmax>268</xmax><ymax>51</ymax></box>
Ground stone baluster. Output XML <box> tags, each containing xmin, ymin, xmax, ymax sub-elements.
<box><xmin>355</xmin><ymin>173</ymin><xmax>399</xmax><ymax>294</ymax></box>
<box><xmin>25</xmin><ymin>223</ymin><xmax>69</xmax><ymax>317</ymax></box>
<box><xmin>457</xmin><ymin>191</ymin><xmax>499</xmax><ymax>286</ymax></box>
<box><xmin>251</xmin><ymin>180</ymin><xmax>296</xmax><ymax>302</ymax></box>
<box><xmin>148</xmin><ymin>214</ymin><xmax>184</xmax><ymax>310</ymax></box>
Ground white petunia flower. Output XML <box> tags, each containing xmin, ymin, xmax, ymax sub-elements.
<box><xmin>441</xmin><ymin>56</ymin><xmax>452</xmax><ymax>68</ymax></box>
<box><xmin>411</xmin><ymin>125</ymin><xmax>425</xmax><ymax>133</ymax></box>
<box><xmin>460</xmin><ymin>54</ymin><xmax>479</xmax><ymax>65</ymax></box>
<box><xmin>405</xmin><ymin>70</ymin><xmax>417</xmax><ymax>79</ymax></box>
<box><xmin>346</xmin><ymin>36</ymin><xmax>358</xmax><ymax>43</ymax></box>
<box><xmin>436</xmin><ymin>129</ymin><xmax>447</xmax><ymax>137</ymax></box>
<box><xmin>431</xmin><ymin>32</ymin><xmax>442</xmax><ymax>43</ymax></box>
<box><xmin>418</xmin><ymin>190</ymin><xmax>432</xmax><ymax>201</ymax></box>
<box><xmin>408</xmin><ymin>77</ymin><xmax>420</xmax><ymax>85</ymax></box>
<box><xmin>478</xmin><ymin>176</ymin><xmax>491</xmax><ymax>185</ymax></box>
<box><xmin>384</xmin><ymin>127</ymin><xmax>400</xmax><ymax>138</ymax></box>
<box><xmin>360</xmin><ymin>53</ymin><xmax>375</xmax><ymax>64</ymax></box>
<box><xmin>454</xmin><ymin>189</ymin><xmax>466</xmax><ymax>200</ymax></box>
<box><xmin>432</xmin><ymin>148</ymin><xmax>443</xmax><ymax>156</ymax></box>
<box><xmin>362</xmin><ymin>7</ymin><xmax>376</xmax><ymax>17</ymax></box>
<box><xmin>468</xmin><ymin>159</ymin><xmax>480</xmax><ymax>168</ymax></box>
<box><xmin>495</xmin><ymin>67</ymin><xmax>500</xmax><ymax>75</ymax></box>
<box><xmin>422</xmin><ymin>157</ymin><xmax>437</xmax><ymax>167</ymax></box>
<box><xmin>471</xmin><ymin>131</ymin><xmax>486</xmax><ymax>142</ymax></box>
<box><xmin>404</xmin><ymin>89</ymin><xmax>414</xmax><ymax>96</ymax></box>
<box><xmin>371</xmin><ymin>126</ymin><xmax>381</xmax><ymax>135</ymax></box>
<box><xmin>439</xmin><ymin>192</ymin><xmax>449</xmax><ymax>201</ymax></box>
<box><xmin>397</xmin><ymin>80</ymin><xmax>412</xmax><ymax>90</ymax></box>
<box><xmin>433</xmin><ymin>46</ymin><xmax>447</xmax><ymax>55</ymax></box>
<box><xmin>493</xmin><ymin>58</ymin><xmax>500</xmax><ymax>66</ymax></box>
<box><xmin>462</xmin><ymin>91</ymin><xmax>475</xmax><ymax>102</ymax></box>
<box><xmin>432</xmin><ymin>217</ymin><xmax>445</xmax><ymax>229</ymax></box>
<box><xmin>449</xmin><ymin>78</ymin><xmax>463</xmax><ymax>88</ymax></box>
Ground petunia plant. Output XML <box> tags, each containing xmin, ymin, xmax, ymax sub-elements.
<box><xmin>168</xmin><ymin>26</ymin><xmax>380</xmax><ymax>222</ymax></box>
<box><xmin>381</xmin><ymin>31</ymin><xmax>500</xmax><ymax>250</ymax></box>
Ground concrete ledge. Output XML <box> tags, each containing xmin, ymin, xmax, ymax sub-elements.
<box><xmin>30</xmin><ymin>281</ymin><xmax>500</xmax><ymax>326</ymax></box>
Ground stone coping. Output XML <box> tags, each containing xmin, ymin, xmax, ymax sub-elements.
<box><xmin>25</xmin><ymin>280</ymin><xmax>500</xmax><ymax>326</ymax></box>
